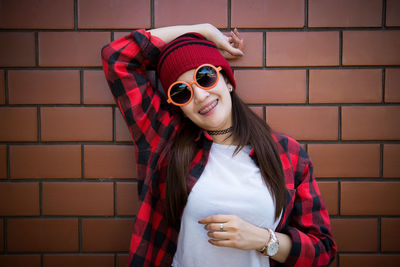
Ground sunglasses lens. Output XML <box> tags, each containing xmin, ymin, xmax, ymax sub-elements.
<box><xmin>170</xmin><ymin>83</ymin><xmax>191</xmax><ymax>104</ymax></box>
<box><xmin>196</xmin><ymin>66</ymin><xmax>218</xmax><ymax>88</ymax></box>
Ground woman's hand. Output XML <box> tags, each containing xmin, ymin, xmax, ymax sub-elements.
<box><xmin>149</xmin><ymin>23</ymin><xmax>243</xmax><ymax>59</ymax></box>
<box><xmin>202</xmin><ymin>24</ymin><xmax>244</xmax><ymax>59</ymax></box>
<box><xmin>198</xmin><ymin>214</ymin><xmax>269</xmax><ymax>250</ymax></box>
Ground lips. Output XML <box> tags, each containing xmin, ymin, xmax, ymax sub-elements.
<box><xmin>199</xmin><ymin>99</ymin><xmax>218</xmax><ymax>115</ymax></box>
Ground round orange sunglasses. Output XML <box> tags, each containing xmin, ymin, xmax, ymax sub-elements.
<box><xmin>167</xmin><ymin>64</ymin><xmax>222</xmax><ymax>106</ymax></box>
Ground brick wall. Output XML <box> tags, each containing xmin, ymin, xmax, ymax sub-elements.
<box><xmin>0</xmin><ymin>0</ymin><xmax>399</xmax><ymax>266</ymax></box>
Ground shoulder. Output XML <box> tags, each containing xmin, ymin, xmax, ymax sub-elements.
<box><xmin>271</xmin><ymin>132</ymin><xmax>311</xmax><ymax>180</ymax></box>
<box><xmin>271</xmin><ymin>132</ymin><xmax>307</xmax><ymax>158</ymax></box>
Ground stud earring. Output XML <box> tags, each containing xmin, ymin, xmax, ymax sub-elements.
<box><xmin>228</xmin><ymin>87</ymin><xmax>233</xmax><ymax>92</ymax></box>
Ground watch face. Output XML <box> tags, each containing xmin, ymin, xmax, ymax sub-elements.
<box><xmin>267</xmin><ymin>242</ymin><xmax>279</xmax><ymax>256</ymax></box>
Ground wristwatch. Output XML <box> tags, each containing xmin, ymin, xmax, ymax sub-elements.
<box><xmin>258</xmin><ymin>228</ymin><xmax>279</xmax><ymax>257</ymax></box>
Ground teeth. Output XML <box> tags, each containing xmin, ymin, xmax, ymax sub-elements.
<box><xmin>199</xmin><ymin>100</ymin><xmax>218</xmax><ymax>114</ymax></box>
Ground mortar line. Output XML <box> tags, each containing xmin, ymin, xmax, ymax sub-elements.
<box><xmin>382</xmin><ymin>68</ymin><xmax>386</xmax><ymax>103</ymax></box>
<box><xmin>74</xmin><ymin>0</ymin><xmax>78</xmax><ymax>30</ymax></box>
<box><xmin>228</xmin><ymin>0</ymin><xmax>231</xmax><ymax>29</ymax></box>
<box><xmin>4</xmin><ymin>70</ymin><xmax>8</xmax><ymax>105</ymax></box>
<box><xmin>151</xmin><ymin>0</ymin><xmax>154</xmax><ymax>29</ymax></box>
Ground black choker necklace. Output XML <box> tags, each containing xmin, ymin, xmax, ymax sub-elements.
<box><xmin>207</xmin><ymin>126</ymin><xmax>233</xmax><ymax>135</ymax></box>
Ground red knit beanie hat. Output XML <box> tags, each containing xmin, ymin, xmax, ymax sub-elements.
<box><xmin>157</xmin><ymin>32</ymin><xmax>236</xmax><ymax>94</ymax></box>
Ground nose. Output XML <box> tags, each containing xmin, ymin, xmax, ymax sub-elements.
<box><xmin>192</xmin><ymin>84</ymin><xmax>209</xmax><ymax>104</ymax></box>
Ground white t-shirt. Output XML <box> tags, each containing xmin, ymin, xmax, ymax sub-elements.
<box><xmin>172</xmin><ymin>142</ymin><xmax>281</xmax><ymax>267</ymax></box>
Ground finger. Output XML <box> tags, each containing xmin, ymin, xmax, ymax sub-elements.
<box><xmin>230</xmin><ymin>31</ymin><xmax>240</xmax><ymax>43</ymax></box>
<box><xmin>208</xmin><ymin>239</ymin><xmax>236</xmax><ymax>248</ymax></box>
<box><xmin>220</xmin><ymin>50</ymin><xmax>236</xmax><ymax>60</ymax></box>
<box><xmin>207</xmin><ymin>230</ymin><xmax>233</xmax><ymax>239</ymax></box>
<box><xmin>220</xmin><ymin>50</ymin><xmax>241</xmax><ymax>60</ymax></box>
<box><xmin>231</xmin><ymin>28</ymin><xmax>243</xmax><ymax>48</ymax></box>
<box><xmin>204</xmin><ymin>222</ymin><xmax>231</xmax><ymax>231</ymax></box>
<box><xmin>228</xmin><ymin>32</ymin><xmax>238</xmax><ymax>48</ymax></box>
<box><xmin>234</xmin><ymin>27</ymin><xmax>241</xmax><ymax>38</ymax></box>
<box><xmin>226</xmin><ymin>32</ymin><xmax>243</xmax><ymax>54</ymax></box>
<box><xmin>223</xmin><ymin>43</ymin><xmax>244</xmax><ymax>57</ymax></box>
<box><xmin>230</xmin><ymin>31</ymin><xmax>242</xmax><ymax>47</ymax></box>
<box><xmin>198</xmin><ymin>214</ymin><xmax>232</xmax><ymax>224</ymax></box>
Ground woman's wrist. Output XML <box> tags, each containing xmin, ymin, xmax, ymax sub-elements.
<box><xmin>147</xmin><ymin>24</ymin><xmax>210</xmax><ymax>44</ymax></box>
<box><xmin>255</xmin><ymin>227</ymin><xmax>271</xmax><ymax>251</ymax></box>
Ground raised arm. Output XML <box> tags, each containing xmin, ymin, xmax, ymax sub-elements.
<box><xmin>148</xmin><ymin>23</ymin><xmax>244</xmax><ymax>59</ymax></box>
<box><xmin>101</xmin><ymin>24</ymin><xmax>243</xmax><ymax>194</ymax></box>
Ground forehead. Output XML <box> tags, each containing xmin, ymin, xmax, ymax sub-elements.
<box><xmin>176</xmin><ymin>68</ymin><xmax>196</xmax><ymax>82</ymax></box>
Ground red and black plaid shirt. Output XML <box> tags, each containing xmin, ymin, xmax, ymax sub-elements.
<box><xmin>101</xmin><ymin>29</ymin><xmax>336</xmax><ymax>267</ymax></box>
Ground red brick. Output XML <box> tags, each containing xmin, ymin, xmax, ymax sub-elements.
<box><xmin>41</xmin><ymin>107</ymin><xmax>112</xmax><ymax>141</ymax></box>
<box><xmin>42</xmin><ymin>182</ymin><xmax>113</xmax><ymax>216</ymax></box>
<box><xmin>0</xmin><ymin>70</ymin><xmax>4</xmax><ymax>104</ymax></box>
<box><xmin>340</xmin><ymin>254</ymin><xmax>400</xmax><ymax>267</ymax></box>
<box><xmin>266</xmin><ymin>32</ymin><xmax>339</xmax><ymax>66</ymax></box>
<box><xmin>8</xmin><ymin>70</ymin><xmax>80</xmax><ymax>104</ymax></box>
<box><xmin>117</xmin><ymin>254</ymin><xmax>129</xmax><ymax>267</ymax></box>
<box><xmin>331</xmin><ymin>218</ymin><xmax>377</xmax><ymax>252</ymax></box>
<box><xmin>235</xmin><ymin>70</ymin><xmax>306</xmax><ymax>104</ymax></box>
<box><xmin>113</xmin><ymin>31</ymin><xmax>131</xmax><ymax>41</ymax></box>
<box><xmin>10</xmin><ymin>145</ymin><xmax>81</xmax><ymax>179</ymax></box>
<box><xmin>249</xmin><ymin>106</ymin><xmax>263</xmax><ymax>119</ymax></box>
<box><xmin>0</xmin><ymin>107</ymin><xmax>37</xmax><ymax>141</ymax></box>
<box><xmin>154</xmin><ymin>0</ymin><xmax>227</xmax><ymax>28</ymax></box>
<box><xmin>341</xmin><ymin>182</ymin><xmax>400</xmax><ymax>215</ymax></box>
<box><xmin>0</xmin><ymin>33</ymin><xmax>35</xmax><ymax>67</ymax></box>
<box><xmin>115</xmin><ymin>108</ymin><xmax>132</xmax><ymax>142</ymax></box>
<box><xmin>82</xmin><ymin>219</ymin><xmax>133</xmax><ymax>252</ymax></box>
<box><xmin>266</xmin><ymin>106</ymin><xmax>338</xmax><ymax>141</ymax></box>
<box><xmin>382</xmin><ymin>218</ymin><xmax>400</xmax><ymax>251</ymax></box>
<box><xmin>228</xmin><ymin>32</ymin><xmax>263</xmax><ymax>67</ymax></box>
<box><xmin>0</xmin><ymin>0</ymin><xmax>73</xmax><ymax>29</ymax></box>
<box><xmin>309</xmin><ymin>0</ymin><xmax>382</xmax><ymax>27</ymax></box>
<box><xmin>317</xmin><ymin>182</ymin><xmax>338</xmax><ymax>216</ymax></box>
<box><xmin>84</xmin><ymin>145</ymin><xmax>136</xmax><ymax>179</ymax></box>
<box><xmin>343</xmin><ymin>31</ymin><xmax>400</xmax><ymax>65</ymax></box>
<box><xmin>0</xmin><ymin>182</ymin><xmax>39</xmax><ymax>216</ymax></box>
<box><xmin>385</xmin><ymin>68</ymin><xmax>400</xmax><ymax>103</ymax></box>
<box><xmin>308</xmin><ymin>144</ymin><xmax>380</xmax><ymax>178</ymax></box>
<box><xmin>116</xmin><ymin>182</ymin><xmax>138</xmax><ymax>216</ymax></box>
<box><xmin>231</xmin><ymin>0</ymin><xmax>304</xmax><ymax>28</ymax></box>
<box><xmin>84</xmin><ymin>70</ymin><xmax>114</xmax><ymax>104</ymax></box>
<box><xmin>7</xmin><ymin>218</ymin><xmax>78</xmax><ymax>252</ymax></box>
<box><xmin>0</xmin><ymin>255</ymin><xmax>41</xmax><ymax>267</ymax></box>
<box><xmin>0</xmin><ymin>145</ymin><xmax>6</xmax><ymax>179</ymax></box>
<box><xmin>387</xmin><ymin>0</ymin><xmax>400</xmax><ymax>26</ymax></box>
<box><xmin>309</xmin><ymin>69</ymin><xmax>382</xmax><ymax>103</ymax></box>
<box><xmin>383</xmin><ymin>145</ymin><xmax>400</xmax><ymax>178</ymax></box>
<box><xmin>39</xmin><ymin>32</ymin><xmax>110</xmax><ymax>67</ymax></box>
<box><xmin>0</xmin><ymin>219</ymin><xmax>3</xmax><ymax>252</ymax></box>
<box><xmin>342</xmin><ymin>106</ymin><xmax>400</xmax><ymax>140</ymax></box>
<box><xmin>78</xmin><ymin>0</ymin><xmax>150</xmax><ymax>29</ymax></box>
<box><xmin>44</xmin><ymin>254</ymin><xmax>114</xmax><ymax>267</ymax></box>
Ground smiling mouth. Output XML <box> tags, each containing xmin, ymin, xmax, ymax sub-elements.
<box><xmin>199</xmin><ymin>99</ymin><xmax>218</xmax><ymax>115</ymax></box>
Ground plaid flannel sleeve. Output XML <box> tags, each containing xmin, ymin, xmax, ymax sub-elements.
<box><xmin>281</xmin><ymin>143</ymin><xmax>337</xmax><ymax>266</ymax></box>
<box><xmin>102</xmin><ymin>29</ymin><xmax>181</xmax><ymax>267</ymax></box>
<box><xmin>101</xmin><ymin>29</ymin><xmax>178</xmax><ymax>191</ymax></box>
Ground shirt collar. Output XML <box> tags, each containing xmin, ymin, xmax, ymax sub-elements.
<box><xmin>194</xmin><ymin>129</ymin><xmax>213</xmax><ymax>142</ymax></box>
<box><xmin>194</xmin><ymin>130</ymin><xmax>256</xmax><ymax>157</ymax></box>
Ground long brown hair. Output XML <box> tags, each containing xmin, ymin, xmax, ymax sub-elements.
<box><xmin>165</xmin><ymin>88</ymin><xmax>286</xmax><ymax>226</ymax></box>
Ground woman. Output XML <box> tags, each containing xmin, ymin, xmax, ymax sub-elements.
<box><xmin>101</xmin><ymin>23</ymin><xmax>336</xmax><ymax>267</ymax></box>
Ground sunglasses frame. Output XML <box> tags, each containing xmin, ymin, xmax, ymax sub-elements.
<box><xmin>167</xmin><ymin>64</ymin><xmax>222</xmax><ymax>106</ymax></box>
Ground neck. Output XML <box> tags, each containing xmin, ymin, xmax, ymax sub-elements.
<box><xmin>210</xmin><ymin>132</ymin><xmax>238</xmax><ymax>145</ymax></box>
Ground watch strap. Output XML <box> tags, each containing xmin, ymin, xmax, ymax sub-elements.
<box><xmin>257</xmin><ymin>228</ymin><xmax>279</xmax><ymax>256</ymax></box>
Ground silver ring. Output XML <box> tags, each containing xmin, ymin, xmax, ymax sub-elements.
<box><xmin>220</xmin><ymin>223</ymin><xmax>224</xmax><ymax>231</ymax></box>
